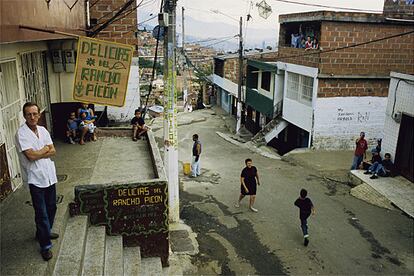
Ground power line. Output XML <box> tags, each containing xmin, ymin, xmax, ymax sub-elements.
<box><xmin>142</xmin><ymin>0</ymin><xmax>164</xmax><ymax>117</ymax></box>
<box><xmin>276</xmin><ymin>29</ymin><xmax>414</xmax><ymax>60</ymax></box>
<box><xmin>89</xmin><ymin>0</ymin><xmax>102</xmax><ymax>8</ymax></box>
<box><xmin>268</xmin><ymin>0</ymin><xmax>383</xmax><ymax>13</ymax></box>
<box><xmin>93</xmin><ymin>0</ymin><xmax>155</xmax><ymax>27</ymax></box>
<box><xmin>138</xmin><ymin>14</ymin><xmax>158</xmax><ymax>26</ymax></box>
<box><xmin>90</xmin><ymin>0</ymin><xmax>137</xmax><ymax>36</ymax></box>
<box><xmin>204</xmin><ymin>36</ymin><xmax>238</xmax><ymax>48</ymax></box>
<box><xmin>188</xmin><ymin>35</ymin><xmax>238</xmax><ymax>44</ymax></box>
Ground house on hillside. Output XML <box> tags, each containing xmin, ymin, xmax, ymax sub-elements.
<box><xmin>244</xmin><ymin>1</ymin><xmax>413</xmax><ymax>154</ymax></box>
<box><xmin>0</xmin><ymin>0</ymin><xmax>86</xmax><ymax>199</ymax></box>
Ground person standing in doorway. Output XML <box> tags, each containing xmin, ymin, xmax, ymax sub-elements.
<box><xmin>235</xmin><ymin>158</ymin><xmax>260</xmax><ymax>212</ymax></box>
<box><xmin>15</xmin><ymin>102</ymin><xmax>58</xmax><ymax>261</ymax></box>
<box><xmin>191</xmin><ymin>134</ymin><xmax>202</xmax><ymax>177</ymax></box>
<box><xmin>294</xmin><ymin>188</ymin><xmax>315</xmax><ymax>246</ymax></box>
<box><xmin>351</xmin><ymin>131</ymin><xmax>368</xmax><ymax>170</ymax></box>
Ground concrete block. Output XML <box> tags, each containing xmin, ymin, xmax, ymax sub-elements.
<box><xmin>104</xmin><ymin>235</ymin><xmax>123</xmax><ymax>276</ymax></box>
<box><xmin>123</xmin><ymin>246</ymin><xmax>141</xmax><ymax>276</ymax></box>
<box><xmin>140</xmin><ymin>257</ymin><xmax>163</xmax><ymax>276</ymax></box>
<box><xmin>81</xmin><ymin>226</ymin><xmax>106</xmax><ymax>276</ymax></box>
<box><xmin>53</xmin><ymin>215</ymin><xmax>88</xmax><ymax>276</ymax></box>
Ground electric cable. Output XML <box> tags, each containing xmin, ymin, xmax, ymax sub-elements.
<box><xmin>142</xmin><ymin>0</ymin><xmax>164</xmax><ymax>118</ymax></box>
<box><xmin>190</xmin><ymin>35</ymin><xmax>239</xmax><ymax>44</ymax></box>
<box><xmin>89</xmin><ymin>0</ymin><xmax>102</xmax><ymax>9</ymax></box>
<box><xmin>268</xmin><ymin>0</ymin><xmax>383</xmax><ymax>13</ymax></box>
<box><xmin>203</xmin><ymin>36</ymin><xmax>238</xmax><ymax>48</ymax></box>
<box><xmin>90</xmin><ymin>0</ymin><xmax>137</xmax><ymax>36</ymax></box>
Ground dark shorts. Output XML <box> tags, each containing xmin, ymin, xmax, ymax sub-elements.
<box><xmin>241</xmin><ymin>182</ymin><xmax>257</xmax><ymax>195</ymax></box>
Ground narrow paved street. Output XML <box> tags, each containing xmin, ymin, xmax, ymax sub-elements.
<box><xmin>152</xmin><ymin>109</ymin><xmax>413</xmax><ymax>275</ymax></box>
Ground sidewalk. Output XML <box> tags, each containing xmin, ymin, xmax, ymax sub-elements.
<box><xmin>0</xmin><ymin>137</ymin><xmax>155</xmax><ymax>275</ymax></box>
<box><xmin>350</xmin><ymin>170</ymin><xmax>414</xmax><ymax>218</ymax></box>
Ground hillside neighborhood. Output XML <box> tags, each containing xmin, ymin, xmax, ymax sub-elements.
<box><xmin>0</xmin><ymin>0</ymin><xmax>413</xmax><ymax>275</ymax></box>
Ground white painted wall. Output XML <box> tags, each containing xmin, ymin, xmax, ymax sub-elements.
<box><xmin>283</xmin><ymin>98</ymin><xmax>313</xmax><ymax>131</ymax></box>
<box><xmin>382</xmin><ymin>72</ymin><xmax>414</xmax><ymax>160</ymax></box>
<box><xmin>279</xmin><ymin>63</ymin><xmax>318</xmax><ymax>134</ymax></box>
<box><xmin>313</xmin><ymin>96</ymin><xmax>388</xmax><ymax>149</ymax></box>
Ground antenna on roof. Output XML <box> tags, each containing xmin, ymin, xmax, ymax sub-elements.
<box><xmin>256</xmin><ymin>0</ymin><xmax>272</xmax><ymax>19</ymax></box>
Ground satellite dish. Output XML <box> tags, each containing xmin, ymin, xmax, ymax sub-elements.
<box><xmin>152</xmin><ymin>25</ymin><xmax>165</xmax><ymax>40</ymax></box>
<box><xmin>256</xmin><ymin>0</ymin><xmax>272</xmax><ymax>19</ymax></box>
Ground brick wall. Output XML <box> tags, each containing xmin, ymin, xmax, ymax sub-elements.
<box><xmin>318</xmin><ymin>78</ymin><xmax>390</xmax><ymax>98</ymax></box>
<box><xmin>223</xmin><ymin>58</ymin><xmax>239</xmax><ymax>84</ymax></box>
<box><xmin>90</xmin><ymin>0</ymin><xmax>138</xmax><ymax>55</ymax></box>
<box><xmin>383</xmin><ymin>0</ymin><xmax>414</xmax><ymax>20</ymax></box>
<box><xmin>319</xmin><ymin>21</ymin><xmax>414</xmax><ymax>76</ymax></box>
<box><xmin>277</xmin><ymin>47</ymin><xmax>320</xmax><ymax>68</ymax></box>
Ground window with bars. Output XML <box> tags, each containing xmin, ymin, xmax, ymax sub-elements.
<box><xmin>286</xmin><ymin>72</ymin><xmax>313</xmax><ymax>106</ymax></box>
<box><xmin>20</xmin><ymin>51</ymin><xmax>50</xmax><ymax>112</ymax></box>
<box><xmin>0</xmin><ymin>61</ymin><xmax>22</xmax><ymax>185</ymax></box>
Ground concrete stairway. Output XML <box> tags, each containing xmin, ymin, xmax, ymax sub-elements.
<box><xmin>251</xmin><ymin>116</ymin><xmax>288</xmax><ymax>146</ymax></box>
<box><xmin>52</xmin><ymin>215</ymin><xmax>163</xmax><ymax>276</ymax></box>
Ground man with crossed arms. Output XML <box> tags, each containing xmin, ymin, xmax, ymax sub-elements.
<box><xmin>15</xmin><ymin>102</ymin><xmax>59</xmax><ymax>261</ymax></box>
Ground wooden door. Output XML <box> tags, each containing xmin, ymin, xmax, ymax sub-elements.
<box><xmin>395</xmin><ymin>114</ymin><xmax>414</xmax><ymax>182</ymax></box>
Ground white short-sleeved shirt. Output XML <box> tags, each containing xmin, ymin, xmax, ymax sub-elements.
<box><xmin>15</xmin><ymin>123</ymin><xmax>57</xmax><ymax>188</ymax></box>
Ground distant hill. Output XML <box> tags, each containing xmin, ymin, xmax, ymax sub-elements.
<box><xmin>139</xmin><ymin>14</ymin><xmax>277</xmax><ymax>51</ymax></box>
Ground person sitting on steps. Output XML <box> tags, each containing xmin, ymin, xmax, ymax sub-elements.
<box><xmin>77</xmin><ymin>103</ymin><xmax>97</xmax><ymax>145</ymax></box>
<box><xmin>364</xmin><ymin>152</ymin><xmax>395</xmax><ymax>179</ymax></box>
<box><xmin>131</xmin><ymin>109</ymin><xmax>149</xmax><ymax>141</ymax></box>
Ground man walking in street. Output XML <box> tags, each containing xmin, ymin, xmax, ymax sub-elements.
<box><xmin>351</xmin><ymin>131</ymin><xmax>368</xmax><ymax>170</ymax></box>
<box><xmin>235</xmin><ymin>158</ymin><xmax>260</xmax><ymax>212</ymax></box>
<box><xmin>191</xmin><ymin>134</ymin><xmax>202</xmax><ymax>177</ymax></box>
<box><xmin>15</xmin><ymin>102</ymin><xmax>59</xmax><ymax>261</ymax></box>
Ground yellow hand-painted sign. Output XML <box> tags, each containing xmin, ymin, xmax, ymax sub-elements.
<box><xmin>73</xmin><ymin>36</ymin><xmax>134</xmax><ymax>107</ymax></box>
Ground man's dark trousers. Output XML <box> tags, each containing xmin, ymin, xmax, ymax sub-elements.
<box><xmin>29</xmin><ymin>184</ymin><xmax>57</xmax><ymax>251</ymax></box>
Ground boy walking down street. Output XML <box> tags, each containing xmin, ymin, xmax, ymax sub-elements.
<box><xmin>235</xmin><ymin>158</ymin><xmax>260</xmax><ymax>212</ymax></box>
<box><xmin>294</xmin><ymin>189</ymin><xmax>315</xmax><ymax>246</ymax></box>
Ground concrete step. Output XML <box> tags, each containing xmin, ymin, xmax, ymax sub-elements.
<box><xmin>53</xmin><ymin>215</ymin><xmax>88</xmax><ymax>276</ymax></box>
<box><xmin>81</xmin><ymin>226</ymin><xmax>106</xmax><ymax>276</ymax></box>
<box><xmin>140</xmin><ymin>257</ymin><xmax>163</xmax><ymax>276</ymax></box>
<box><xmin>123</xmin><ymin>246</ymin><xmax>141</xmax><ymax>276</ymax></box>
<box><xmin>104</xmin><ymin>235</ymin><xmax>123</xmax><ymax>276</ymax></box>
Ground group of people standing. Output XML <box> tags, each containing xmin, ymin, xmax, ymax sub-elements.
<box><xmin>291</xmin><ymin>33</ymin><xmax>319</xmax><ymax>50</ymax></box>
<box><xmin>351</xmin><ymin>131</ymin><xmax>395</xmax><ymax>179</ymax></box>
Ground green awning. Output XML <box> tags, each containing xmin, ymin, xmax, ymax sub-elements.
<box><xmin>247</xmin><ymin>59</ymin><xmax>277</xmax><ymax>72</ymax></box>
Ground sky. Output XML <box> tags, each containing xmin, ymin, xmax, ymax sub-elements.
<box><xmin>138</xmin><ymin>0</ymin><xmax>385</xmax><ymax>49</ymax></box>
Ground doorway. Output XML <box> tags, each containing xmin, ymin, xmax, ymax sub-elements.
<box><xmin>395</xmin><ymin>114</ymin><xmax>414</xmax><ymax>182</ymax></box>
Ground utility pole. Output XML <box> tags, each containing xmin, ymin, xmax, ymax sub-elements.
<box><xmin>236</xmin><ymin>16</ymin><xmax>243</xmax><ymax>133</ymax></box>
<box><xmin>182</xmin><ymin>6</ymin><xmax>188</xmax><ymax>112</ymax></box>
<box><xmin>163</xmin><ymin>0</ymin><xmax>179</xmax><ymax>222</ymax></box>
